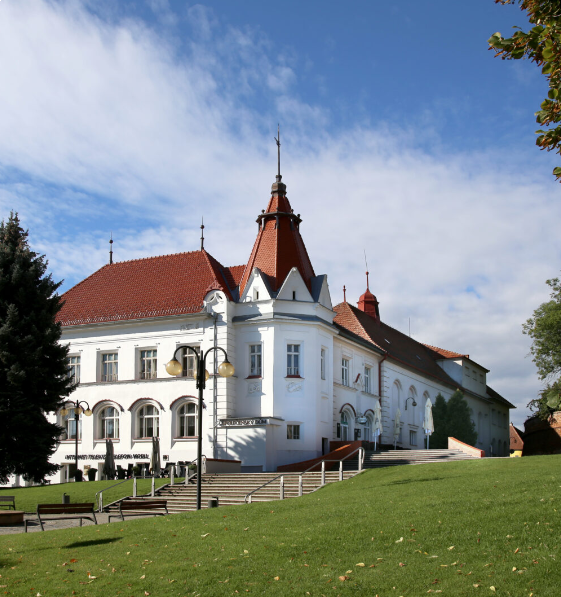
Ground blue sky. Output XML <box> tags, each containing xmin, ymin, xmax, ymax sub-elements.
<box><xmin>0</xmin><ymin>0</ymin><xmax>559</xmax><ymax>427</ymax></box>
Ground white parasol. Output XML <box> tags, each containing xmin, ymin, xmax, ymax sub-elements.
<box><xmin>373</xmin><ymin>401</ymin><xmax>383</xmax><ymax>451</ymax></box>
<box><xmin>423</xmin><ymin>399</ymin><xmax>434</xmax><ymax>449</ymax></box>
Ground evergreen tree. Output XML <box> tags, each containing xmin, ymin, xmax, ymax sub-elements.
<box><xmin>0</xmin><ymin>213</ymin><xmax>74</xmax><ymax>483</ymax></box>
<box><xmin>430</xmin><ymin>393</ymin><xmax>449</xmax><ymax>449</ymax></box>
<box><xmin>447</xmin><ymin>389</ymin><xmax>478</xmax><ymax>447</ymax></box>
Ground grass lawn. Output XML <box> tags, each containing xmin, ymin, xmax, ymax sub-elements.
<box><xmin>0</xmin><ymin>478</ymin><xmax>180</xmax><ymax>513</ymax></box>
<box><xmin>1</xmin><ymin>456</ymin><xmax>560</xmax><ymax>596</ymax></box>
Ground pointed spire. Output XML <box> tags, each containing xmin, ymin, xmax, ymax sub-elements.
<box><xmin>358</xmin><ymin>261</ymin><xmax>380</xmax><ymax>324</ymax></box>
<box><xmin>238</xmin><ymin>133</ymin><xmax>316</xmax><ymax>296</ymax></box>
<box><xmin>109</xmin><ymin>232</ymin><xmax>113</xmax><ymax>265</ymax></box>
<box><xmin>343</xmin><ymin>285</ymin><xmax>346</xmax><ymax>302</ymax></box>
<box><xmin>271</xmin><ymin>124</ymin><xmax>286</xmax><ymax>199</ymax></box>
<box><xmin>200</xmin><ymin>217</ymin><xmax>205</xmax><ymax>251</ymax></box>
<box><xmin>274</xmin><ymin>123</ymin><xmax>281</xmax><ymax>181</ymax></box>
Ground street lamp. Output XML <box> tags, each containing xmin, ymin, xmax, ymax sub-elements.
<box><xmin>404</xmin><ymin>397</ymin><xmax>417</xmax><ymax>410</ymax></box>
<box><xmin>165</xmin><ymin>345</ymin><xmax>235</xmax><ymax>510</ymax></box>
<box><xmin>60</xmin><ymin>400</ymin><xmax>92</xmax><ymax>480</ymax></box>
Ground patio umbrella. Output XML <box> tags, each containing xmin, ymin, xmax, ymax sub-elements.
<box><xmin>102</xmin><ymin>439</ymin><xmax>115</xmax><ymax>480</ymax></box>
<box><xmin>373</xmin><ymin>401</ymin><xmax>383</xmax><ymax>451</ymax></box>
<box><xmin>150</xmin><ymin>437</ymin><xmax>161</xmax><ymax>476</ymax></box>
<box><xmin>393</xmin><ymin>408</ymin><xmax>401</xmax><ymax>450</ymax></box>
<box><xmin>423</xmin><ymin>399</ymin><xmax>434</xmax><ymax>449</ymax></box>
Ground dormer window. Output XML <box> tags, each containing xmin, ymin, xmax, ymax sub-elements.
<box><xmin>292</xmin><ymin>291</ymin><xmax>296</xmax><ymax>300</ymax></box>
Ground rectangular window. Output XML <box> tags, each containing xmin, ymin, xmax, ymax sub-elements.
<box><xmin>182</xmin><ymin>346</ymin><xmax>199</xmax><ymax>378</ymax></box>
<box><xmin>342</xmin><ymin>358</ymin><xmax>350</xmax><ymax>386</ymax></box>
<box><xmin>492</xmin><ymin>409</ymin><xmax>497</xmax><ymax>425</ymax></box>
<box><xmin>67</xmin><ymin>356</ymin><xmax>81</xmax><ymax>384</ymax></box>
<box><xmin>249</xmin><ymin>344</ymin><xmax>262</xmax><ymax>377</ymax></box>
<box><xmin>287</xmin><ymin>344</ymin><xmax>300</xmax><ymax>376</ymax></box>
<box><xmin>409</xmin><ymin>430</ymin><xmax>417</xmax><ymax>446</ymax></box>
<box><xmin>140</xmin><ymin>349</ymin><xmax>157</xmax><ymax>380</ymax></box>
<box><xmin>320</xmin><ymin>348</ymin><xmax>326</xmax><ymax>380</ymax></box>
<box><xmin>364</xmin><ymin>366</ymin><xmax>371</xmax><ymax>393</ymax></box>
<box><xmin>102</xmin><ymin>353</ymin><xmax>118</xmax><ymax>382</ymax></box>
<box><xmin>287</xmin><ymin>424</ymin><xmax>300</xmax><ymax>440</ymax></box>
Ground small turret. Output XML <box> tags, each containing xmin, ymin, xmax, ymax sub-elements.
<box><xmin>358</xmin><ymin>271</ymin><xmax>380</xmax><ymax>323</ymax></box>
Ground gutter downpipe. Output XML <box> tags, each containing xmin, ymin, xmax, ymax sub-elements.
<box><xmin>213</xmin><ymin>314</ymin><xmax>218</xmax><ymax>460</ymax></box>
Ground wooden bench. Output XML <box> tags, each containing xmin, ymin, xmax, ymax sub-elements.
<box><xmin>0</xmin><ymin>496</ymin><xmax>16</xmax><ymax>510</ymax></box>
<box><xmin>35</xmin><ymin>503</ymin><xmax>97</xmax><ymax>531</ymax></box>
<box><xmin>108</xmin><ymin>499</ymin><xmax>168</xmax><ymax>522</ymax></box>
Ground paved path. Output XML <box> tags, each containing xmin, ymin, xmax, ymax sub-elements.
<box><xmin>0</xmin><ymin>512</ymin><xmax>125</xmax><ymax>535</ymax></box>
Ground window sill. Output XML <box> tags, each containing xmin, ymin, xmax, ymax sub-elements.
<box><xmin>246</xmin><ymin>375</ymin><xmax>262</xmax><ymax>380</ymax></box>
<box><xmin>59</xmin><ymin>440</ymin><xmax>81</xmax><ymax>443</ymax></box>
<box><xmin>132</xmin><ymin>438</ymin><xmax>160</xmax><ymax>442</ymax></box>
<box><xmin>285</xmin><ymin>375</ymin><xmax>303</xmax><ymax>379</ymax></box>
<box><xmin>94</xmin><ymin>439</ymin><xmax>120</xmax><ymax>443</ymax></box>
<box><xmin>173</xmin><ymin>437</ymin><xmax>198</xmax><ymax>441</ymax></box>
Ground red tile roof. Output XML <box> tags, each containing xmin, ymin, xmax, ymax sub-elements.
<box><xmin>57</xmin><ymin>250</ymin><xmax>239</xmax><ymax>326</ymax></box>
<box><xmin>334</xmin><ymin>302</ymin><xmax>461</xmax><ymax>388</ymax></box>
<box><xmin>239</xmin><ymin>179</ymin><xmax>315</xmax><ymax>295</ymax></box>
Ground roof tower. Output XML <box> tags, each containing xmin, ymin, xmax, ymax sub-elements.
<box><xmin>239</xmin><ymin>129</ymin><xmax>315</xmax><ymax>294</ymax></box>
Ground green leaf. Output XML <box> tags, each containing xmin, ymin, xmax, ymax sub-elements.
<box><xmin>542</xmin><ymin>63</ymin><xmax>553</xmax><ymax>74</ymax></box>
<box><xmin>553</xmin><ymin>167</ymin><xmax>561</xmax><ymax>175</ymax></box>
<box><xmin>542</xmin><ymin>47</ymin><xmax>554</xmax><ymax>60</ymax></box>
<box><xmin>548</xmin><ymin>89</ymin><xmax>559</xmax><ymax>99</ymax></box>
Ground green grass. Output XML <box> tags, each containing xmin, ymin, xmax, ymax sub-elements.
<box><xmin>0</xmin><ymin>478</ymin><xmax>179</xmax><ymax>513</ymax></box>
<box><xmin>1</xmin><ymin>456</ymin><xmax>560</xmax><ymax>596</ymax></box>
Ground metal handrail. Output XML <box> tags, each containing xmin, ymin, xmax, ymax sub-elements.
<box><xmin>245</xmin><ymin>474</ymin><xmax>285</xmax><ymax>504</ymax></box>
<box><xmin>95</xmin><ymin>455</ymin><xmax>208</xmax><ymax>511</ymax></box>
<box><xmin>95</xmin><ymin>477</ymin><xmax>136</xmax><ymax>512</ymax></box>
<box><xmin>244</xmin><ymin>447</ymin><xmax>364</xmax><ymax>503</ymax></box>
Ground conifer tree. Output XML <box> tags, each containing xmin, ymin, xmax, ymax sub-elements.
<box><xmin>446</xmin><ymin>389</ymin><xmax>478</xmax><ymax>447</ymax></box>
<box><xmin>0</xmin><ymin>213</ymin><xmax>74</xmax><ymax>483</ymax></box>
<box><xmin>430</xmin><ymin>393</ymin><xmax>449</xmax><ymax>449</ymax></box>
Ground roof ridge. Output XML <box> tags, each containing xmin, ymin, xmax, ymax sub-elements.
<box><xmin>423</xmin><ymin>342</ymin><xmax>467</xmax><ymax>358</ymax></box>
<box><xmin>108</xmin><ymin>248</ymin><xmax>206</xmax><ymax>267</ymax></box>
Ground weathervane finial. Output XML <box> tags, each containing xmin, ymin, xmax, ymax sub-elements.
<box><xmin>200</xmin><ymin>217</ymin><xmax>205</xmax><ymax>251</ymax></box>
<box><xmin>109</xmin><ymin>232</ymin><xmax>113</xmax><ymax>265</ymax></box>
<box><xmin>274</xmin><ymin>124</ymin><xmax>281</xmax><ymax>180</ymax></box>
<box><xmin>364</xmin><ymin>249</ymin><xmax>369</xmax><ymax>290</ymax></box>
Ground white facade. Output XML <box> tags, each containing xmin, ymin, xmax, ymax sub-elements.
<box><xmin>8</xmin><ymin>174</ymin><xmax>512</xmax><ymax>485</ymax></box>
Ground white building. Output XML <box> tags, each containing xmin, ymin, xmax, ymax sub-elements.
<box><xmin>33</xmin><ymin>170</ymin><xmax>512</xmax><ymax>482</ymax></box>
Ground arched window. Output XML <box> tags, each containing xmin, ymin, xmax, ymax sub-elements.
<box><xmin>340</xmin><ymin>412</ymin><xmax>349</xmax><ymax>441</ymax></box>
<box><xmin>392</xmin><ymin>380</ymin><xmax>402</xmax><ymax>410</ymax></box>
<box><xmin>177</xmin><ymin>402</ymin><xmax>197</xmax><ymax>438</ymax></box>
<box><xmin>99</xmin><ymin>406</ymin><xmax>120</xmax><ymax>439</ymax></box>
<box><xmin>137</xmin><ymin>404</ymin><xmax>159</xmax><ymax>438</ymax></box>
<box><xmin>59</xmin><ymin>405</ymin><xmax>81</xmax><ymax>440</ymax></box>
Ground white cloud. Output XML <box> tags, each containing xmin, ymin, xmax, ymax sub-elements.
<box><xmin>0</xmin><ymin>0</ymin><xmax>558</xmax><ymax>427</ymax></box>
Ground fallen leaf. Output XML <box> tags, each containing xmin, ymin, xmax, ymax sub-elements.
<box><xmin>140</xmin><ymin>575</ymin><xmax>145</xmax><ymax>579</ymax></box>
<box><xmin>274</xmin><ymin>576</ymin><xmax>279</xmax><ymax>581</ymax></box>
<box><xmin>346</xmin><ymin>570</ymin><xmax>353</xmax><ymax>574</ymax></box>
<box><xmin>514</xmin><ymin>548</ymin><xmax>519</xmax><ymax>554</ymax></box>
<box><xmin>201</xmin><ymin>534</ymin><xmax>209</xmax><ymax>538</ymax></box>
<box><xmin>473</xmin><ymin>584</ymin><xmax>480</xmax><ymax>588</ymax></box>
<box><xmin>399</xmin><ymin>562</ymin><xmax>405</xmax><ymax>567</ymax></box>
<box><xmin>512</xmin><ymin>567</ymin><xmax>517</xmax><ymax>572</ymax></box>
<box><xmin>448</xmin><ymin>546</ymin><xmax>455</xmax><ymax>551</ymax></box>
<box><xmin>490</xmin><ymin>587</ymin><xmax>496</xmax><ymax>592</ymax></box>
<box><xmin>338</xmin><ymin>576</ymin><xmax>349</xmax><ymax>581</ymax></box>
<box><xmin>396</xmin><ymin>537</ymin><xmax>404</xmax><ymax>543</ymax></box>
<box><xmin>356</xmin><ymin>563</ymin><xmax>365</xmax><ymax>567</ymax></box>
<box><xmin>145</xmin><ymin>592</ymin><xmax>150</xmax><ymax>596</ymax></box>
<box><xmin>70</xmin><ymin>559</ymin><xmax>77</xmax><ymax>563</ymax></box>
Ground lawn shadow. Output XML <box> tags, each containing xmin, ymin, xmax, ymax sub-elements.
<box><xmin>384</xmin><ymin>476</ymin><xmax>447</xmax><ymax>486</ymax></box>
<box><xmin>64</xmin><ymin>538</ymin><xmax>121</xmax><ymax>548</ymax></box>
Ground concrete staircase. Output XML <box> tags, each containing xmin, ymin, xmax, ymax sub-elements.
<box><xmin>104</xmin><ymin>470</ymin><xmax>357</xmax><ymax>514</ymax></box>
<box><xmin>343</xmin><ymin>448</ymin><xmax>478</xmax><ymax>470</ymax></box>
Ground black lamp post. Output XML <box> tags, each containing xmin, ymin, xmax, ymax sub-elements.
<box><xmin>404</xmin><ymin>397</ymin><xmax>417</xmax><ymax>410</ymax></box>
<box><xmin>165</xmin><ymin>345</ymin><xmax>234</xmax><ymax>510</ymax></box>
<box><xmin>60</xmin><ymin>400</ymin><xmax>92</xmax><ymax>479</ymax></box>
